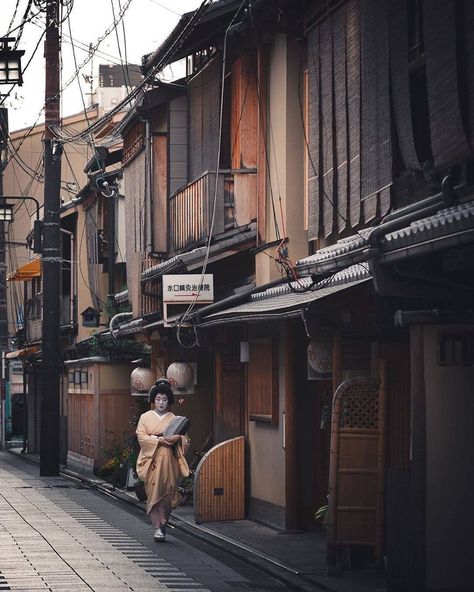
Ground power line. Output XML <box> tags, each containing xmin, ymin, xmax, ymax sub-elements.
<box><xmin>177</xmin><ymin>0</ymin><xmax>249</xmax><ymax>347</ymax></box>
<box><xmin>51</xmin><ymin>0</ymin><xmax>213</xmax><ymax>145</ymax></box>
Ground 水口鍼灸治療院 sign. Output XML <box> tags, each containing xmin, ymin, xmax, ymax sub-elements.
<box><xmin>162</xmin><ymin>274</ymin><xmax>214</xmax><ymax>303</ymax></box>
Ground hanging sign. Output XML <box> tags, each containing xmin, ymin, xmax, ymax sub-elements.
<box><xmin>163</xmin><ymin>274</ymin><xmax>214</xmax><ymax>304</ymax></box>
<box><xmin>307</xmin><ymin>338</ymin><xmax>333</xmax><ymax>380</ymax></box>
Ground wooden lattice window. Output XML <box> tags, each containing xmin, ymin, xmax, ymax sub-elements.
<box><xmin>438</xmin><ymin>332</ymin><xmax>474</xmax><ymax>366</ymax></box>
<box><xmin>248</xmin><ymin>338</ymin><xmax>278</xmax><ymax>425</ymax></box>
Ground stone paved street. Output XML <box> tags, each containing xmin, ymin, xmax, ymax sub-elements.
<box><xmin>0</xmin><ymin>453</ymin><xmax>287</xmax><ymax>592</ymax></box>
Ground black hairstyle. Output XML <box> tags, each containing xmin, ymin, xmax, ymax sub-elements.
<box><xmin>148</xmin><ymin>378</ymin><xmax>174</xmax><ymax>405</ymax></box>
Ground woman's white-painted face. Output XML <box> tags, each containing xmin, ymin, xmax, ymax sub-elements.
<box><xmin>154</xmin><ymin>394</ymin><xmax>169</xmax><ymax>413</ymax></box>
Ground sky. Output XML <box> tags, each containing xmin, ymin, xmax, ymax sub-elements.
<box><xmin>2</xmin><ymin>0</ymin><xmax>203</xmax><ymax>132</ymax></box>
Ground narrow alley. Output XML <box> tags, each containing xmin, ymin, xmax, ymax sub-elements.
<box><xmin>0</xmin><ymin>452</ymin><xmax>288</xmax><ymax>592</ymax></box>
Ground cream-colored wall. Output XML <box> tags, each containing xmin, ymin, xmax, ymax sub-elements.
<box><xmin>99</xmin><ymin>363</ymin><xmax>133</xmax><ymax>391</ymax></box>
<box><xmin>248</xmin><ymin>331</ymin><xmax>286</xmax><ymax>508</ymax></box>
<box><xmin>423</xmin><ymin>324</ymin><xmax>474</xmax><ymax>590</ymax></box>
<box><xmin>4</xmin><ymin>110</ymin><xmax>98</xmax><ymax>343</ymax></box>
<box><xmin>73</xmin><ymin>203</ymin><xmax>110</xmax><ymax>342</ymax></box>
<box><xmin>256</xmin><ymin>35</ymin><xmax>307</xmax><ymax>287</ymax></box>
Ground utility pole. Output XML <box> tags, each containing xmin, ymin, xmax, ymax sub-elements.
<box><xmin>40</xmin><ymin>0</ymin><xmax>62</xmax><ymax>476</ymax></box>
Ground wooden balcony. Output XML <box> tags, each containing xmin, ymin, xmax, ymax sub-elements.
<box><xmin>168</xmin><ymin>169</ymin><xmax>256</xmax><ymax>255</ymax></box>
<box><xmin>26</xmin><ymin>293</ymin><xmax>75</xmax><ymax>342</ymax></box>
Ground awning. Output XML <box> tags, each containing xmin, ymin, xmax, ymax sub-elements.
<box><xmin>380</xmin><ymin>199</ymin><xmax>474</xmax><ymax>262</ymax></box>
<box><xmin>7</xmin><ymin>258</ymin><xmax>41</xmax><ymax>281</ymax></box>
<box><xmin>141</xmin><ymin>223</ymin><xmax>256</xmax><ymax>284</ymax></box>
<box><xmin>6</xmin><ymin>346</ymin><xmax>40</xmax><ymax>359</ymax></box>
<box><xmin>197</xmin><ymin>265</ymin><xmax>371</xmax><ymax>328</ymax></box>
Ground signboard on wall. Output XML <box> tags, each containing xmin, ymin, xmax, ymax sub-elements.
<box><xmin>307</xmin><ymin>338</ymin><xmax>333</xmax><ymax>380</ymax></box>
<box><xmin>163</xmin><ymin>274</ymin><xmax>214</xmax><ymax>303</ymax></box>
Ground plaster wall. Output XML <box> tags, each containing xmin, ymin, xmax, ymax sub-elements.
<box><xmin>256</xmin><ymin>34</ymin><xmax>307</xmax><ymax>287</ymax></box>
<box><xmin>248</xmin><ymin>331</ymin><xmax>285</xmax><ymax>509</ymax></box>
<box><xmin>99</xmin><ymin>363</ymin><xmax>133</xmax><ymax>391</ymax></box>
<box><xmin>423</xmin><ymin>324</ymin><xmax>474</xmax><ymax>590</ymax></box>
<box><xmin>75</xmin><ymin>204</ymin><xmax>109</xmax><ymax>342</ymax></box>
<box><xmin>4</xmin><ymin>110</ymin><xmax>97</xmax><ymax>343</ymax></box>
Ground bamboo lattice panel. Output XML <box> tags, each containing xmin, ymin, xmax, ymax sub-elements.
<box><xmin>193</xmin><ymin>436</ymin><xmax>245</xmax><ymax>524</ymax></box>
<box><xmin>328</xmin><ymin>364</ymin><xmax>386</xmax><ymax>559</ymax></box>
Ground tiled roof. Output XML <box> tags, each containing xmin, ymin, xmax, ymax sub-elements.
<box><xmin>382</xmin><ymin>199</ymin><xmax>474</xmax><ymax>251</ymax></box>
<box><xmin>198</xmin><ymin>265</ymin><xmax>371</xmax><ymax>325</ymax></box>
<box><xmin>296</xmin><ymin>228</ymin><xmax>372</xmax><ymax>271</ymax></box>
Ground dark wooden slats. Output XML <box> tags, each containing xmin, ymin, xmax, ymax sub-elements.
<box><xmin>346</xmin><ymin>0</ymin><xmax>361</xmax><ymax>229</ymax></box>
<box><xmin>320</xmin><ymin>18</ymin><xmax>335</xmax><ymax>238</ymax></box>
<box><xmin>388</xmin><ymin>0</ymin><xmax>420</xmax><ymax>170</ymax></box>
<box><xmin>423</xmin><ymin>0</ymin><xmax>471</xmax><ymax>168</ymax></box>
<box><xmin>360</xmin><ymin>0</ymin><xmax>391</xmax><ymax>223</ymax></box>
<box><xmin>307</xmin><ymin>26</ymin><xmax>321</xmax><ymax>242</ymax></box>
<box><xmin>333</xmin><ymin>6</ymin><xmax>348</xmax><ymax>234</ymax></box>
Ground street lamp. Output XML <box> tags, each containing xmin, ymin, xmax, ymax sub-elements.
<box><xmin>0</xmin><ymin>38</ymin><xmax>25</xmax><ymax>86</ymax></box>
<box><xmin>0</xmin><ymin>204</ymin><xmax>12</xmax><ymax>222</ymax></box>
<box><xmin>0</xmin><ymin>196</ymin><xmax>42</xmax><ymax>253</ymax></box>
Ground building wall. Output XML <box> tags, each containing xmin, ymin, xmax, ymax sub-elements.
<box><xmin>4</xmin><ymin>109</ymin><xmax>98</xmax><ymax>342</ymax></box>
<box><xmin>256</xmin><ymin>34</ymin><xmax>306</xmax><ymax>286</ymax></box>
<box><xmin>123</xmin><ymin>149</ymin><xmax>146</xmax><ymax>318</ymax></box>
<box><xmin>423</xmin><ymin>324</ymin><xmax>474</xmax><ymax>590</ymax></box>
<box><xmin>248</xmin><ymin>331</ymin><xmax>286</xmax><ymax>514</ymax></box>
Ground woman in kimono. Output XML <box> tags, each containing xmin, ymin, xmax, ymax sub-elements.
<box><xmin>136</xmin><ymin>379</ymin><xmax>189</xmax><ymax>542</ymax></box>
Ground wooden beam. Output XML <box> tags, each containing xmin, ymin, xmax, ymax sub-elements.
<box><xmin>409</xmin><ymin>325</ymin><xmax>426</xmax><ymax>591</ymax></box>
<box><xmin>285</xmin><ymin>321</ymin><xmax>298</xmax><ymax>530</ymax></box>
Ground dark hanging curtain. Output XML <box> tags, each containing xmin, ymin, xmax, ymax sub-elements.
<box><xmin>388</xmin><ymin>0</ymin><xmax>420</xmax><ymax>170</ymax></box>
<box><xmin>459</xmin><ymin>0</ymin><xmax>474</xmax><ymax>149</ymax></box>
<box><xmin>188</xmin><ymin>57</ymin><xmax>221</xmax><ymax>181</ymax></box>
<box><xmin>320</xmin><ymin>18</ymin><xmax>335</xmax><ymax>238</ymax></box>
<box><xmin>306</xmin><ymin>0</ymin><xmax>392</xmax><ymax>236</ymax></box>
<box><xmin>307</xmin><ymin>26</ymin><xmax>321</xmax><ymax>242</ymax></box>
<box><xmin>85</xmin><ymin>202</ymin><xmax>100</xmax><ymax>312</ymax></box>
<box><xmin>360</xmin><ymin>0</ymin><xmax>392</xmax><ymax>223</ymax></box>
<box><xmin>423</xmin><ymin>0</ymin><xmax>470</xmax><ymax>168</ymax></box>
<box><xmin>333</xmin><ymin>6</ymin><xmax>348</xmax><ymax>234</ymax></box>
<box><xmin>346</xmin><ymin>0</ymin><xmax>361</xmax><ymax>229</ymax></box>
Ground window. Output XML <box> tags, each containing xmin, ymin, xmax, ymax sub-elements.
<box><xmin>248</xmin><ymin>338</ymin><xmax>278</xmax><ymax>425</ymax></box>
<box><xmin>438</xmin><ymin>332</ymin><xmax>474</xmax><ymax>366</ymax></box>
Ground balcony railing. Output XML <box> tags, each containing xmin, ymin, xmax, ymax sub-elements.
<box><xmin>168</xmin><ymin>169</ymin><xmax>256</xmax><ymax>255</ymax></box>
<box><xmin>25</xmin><ymin>293</ymin><xmax>75</xmax><ymax>341</ymax></box>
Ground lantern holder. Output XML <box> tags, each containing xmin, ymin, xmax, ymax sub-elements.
<box><xmin>0</xmin><ymin>37</ymin><xmax>25</xmax><ymax>87</ymax></box>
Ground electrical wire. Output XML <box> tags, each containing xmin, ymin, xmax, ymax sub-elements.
<box><xmin>57</xmin><ymin>0</ymin><xmax>135</xmax><ymax>101</ymax></box>
<box><xmin>176</xmin><ymin>0</ymin><xmax>249</xmax><ymax>348</ymax></box>
<box><xmin>50</xmin><ymin>0</ymin><xmax>213</xmax><ymax>145</ymax></box>
<box><xmin>7</xmin><ymin>0</ymin><xmax>22</xmax><ymax>36</ymax></box>
<box><xmin>111</xmin><ymin>0</ymin><xmax>131</xmax><ymax>93</ymax></box>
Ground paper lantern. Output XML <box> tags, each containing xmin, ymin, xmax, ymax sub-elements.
<box><xmin>166</xmin><ymin>362</ymin><xmax>194</xmax><ymax>392</ymax></box>
<box><xmin>131</xmin><ymin>367</ymin><xmax>155</xmax><ymax>396</ymax></box>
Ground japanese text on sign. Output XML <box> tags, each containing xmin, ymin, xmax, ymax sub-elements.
<box><xmin>163</xmin><ymin>274</ymin><xmax>214</xmax><ymax>303</ymax></box>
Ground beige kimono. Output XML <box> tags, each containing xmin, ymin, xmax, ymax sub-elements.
<box><xmin>136</xmin><ymin>410</ymin><xmax>189</xmax><ymax>528</ymax></box>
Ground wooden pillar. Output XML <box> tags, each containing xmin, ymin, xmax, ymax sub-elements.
<box><xmin>327</xmin><ymin>332</ymin><xmax>342</xmax><ymax>565</ymax></box>
<box><xmin>332</xmin><ymin>333</ymin><xmax>342</xmax><ymax>395</ymax></box>
<box><xmin>409</xmin><ymin>325</ymin><xmax>426</xmax><ymax>591</ymax></box>
<box><xmin>285</xmin><ymin>320</ymin><xmax>298</xmax><ymax>531</ymax></box>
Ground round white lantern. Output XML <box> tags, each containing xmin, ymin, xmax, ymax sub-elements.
<box><xmin>130</xmin><ymin>367</ymin><xmax>155</xmax><ymax>396</ymax></box>
<box><xmin>166</xmin><ymin>362</ymin><xmax>194</xmax><ymax>392</ymax></box>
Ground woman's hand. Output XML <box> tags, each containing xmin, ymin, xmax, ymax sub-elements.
<box><xmin>157</xmin><ymin>436</ymin><xmax>172</xmax><ymax>447</ymax></box>
<box><xmin>165</xmin><ymin>435</ymin><xmax>181</xmax><ymax>446</ymax></box>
